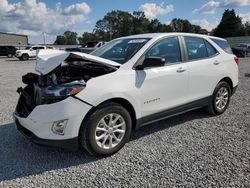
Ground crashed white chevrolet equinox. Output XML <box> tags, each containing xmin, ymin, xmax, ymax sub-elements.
<box><xmin>14</xmin><ymin>33</ymin><xmax>239</xmax><ymax>156</ymax></box>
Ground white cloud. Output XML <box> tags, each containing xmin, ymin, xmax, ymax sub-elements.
<box><xmin>0</xmin><ymin>0</ymin><xmax>91</xmax><ymax>43</ymax></box>
<box><xmin>193</xmin><ymin>0</ymin><xmax>250</xmax><ymax>14</ymax></box>
<box><xmin>223</xmin><ymin>0</ymin><xmax>250</xmax><ymax>7</ymax></box>
<box><xmin>63</xmin><ymin>2</ymin><xmax>91</xmax><ymax>15</ymax></box>
<box><xmin>239</xmin><ymin>12</ymin><xmax>250</xmax><ymax>23</ymax></box>
<box><xmin>139</xmin><ymin>3</ymin><xmax>174</xmax><ymax>20</ymax></box>
<box><xmin>192</xmin><ymin>1</ymin><xmax>220</xmax><ymax>14</ymax></box>
<box><xmin>192</xmin><ymin>19</ymin><xmax>219</xmax><ymax>31</ymax></box>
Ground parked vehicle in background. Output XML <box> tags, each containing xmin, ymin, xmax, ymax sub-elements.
<box><xmin>232</xmin><ymin>43</ymin><xmax>250</xmax><ymax>57</ymax></box>
<box><xmin>14</xmin><ymin>33</ymin><xmax>238</xmax><ymax>156</ymax></box>
<box><xmin>0</xmin><ymin>46</ymin><xmax>17</xmax><ymax>57</ymax></box>
<box><xmin>80</xmin><ymin>41</ymin><xmax>106</xmax><ymax>54</ymax></box>
<box><xmin>65</xmin><ymin>47</ymin><xmax>82</xmax><ymax>52</ymax></box>
<box><xmin>15</xmin><ymin>46</ymin><xmax>53</xmax><ymax>61</ymax></box>
<box><xmin>65</xmin><ymin>41</ymin><xmax>106</xmax><ymax>54</ymax></box>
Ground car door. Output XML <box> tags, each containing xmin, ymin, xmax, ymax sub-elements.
<box><xmin>29</xmin><ymin>47</ymin><xmax>37</xmax><ymax>57</ymax></box>
<box><xmin>183</xmin><ymin>36</ymin><xmax>221</xmax><ymax>101</ymax></box>
<box><xmin>137</xmin><ymin>36</ymin><xmax>189</xmax><ymax>118</ymax></box>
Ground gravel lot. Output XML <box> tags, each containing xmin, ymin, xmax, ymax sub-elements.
<box><xmin>0</xmin><ymin>56</ymin><xmax>249</xmax><ymax>187</ymax></box>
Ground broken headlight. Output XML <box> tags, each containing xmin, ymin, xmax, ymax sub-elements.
<box><xmin>42</xmin><ymin>80</ymin><xmax>86</xmax><ymax>97</ymax></box>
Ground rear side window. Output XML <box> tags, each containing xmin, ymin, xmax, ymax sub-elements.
<box><xmin>210</xmin><ymin>38</ymin><xmax>233</xmax><ymax>54</ymax></box>
<box><xmin>184</xmin><ymin>37</ymin><xmax>208</xmax><ymax>60</ymax></box>
<box><xmin>146</xmin><ymin>37</ymin><xmax>181</xmax><ymax>64</ymax></box>
<box><xmin>204</xmin><ymin>40</ymin><xmax>218</xmax><ymax>57</ymax></box>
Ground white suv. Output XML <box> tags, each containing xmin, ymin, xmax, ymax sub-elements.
<box><xmin>15</xmin><ymin>46</ymin><xmax>47</xmax><ymax>61</ymax></box>
<box><xmin>14</xmin><ymin>33</ymin><xmax>239</xmax><ymax>156</ymax></box>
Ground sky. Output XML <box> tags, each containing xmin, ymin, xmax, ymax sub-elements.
<box><xmin>0</xmin><ymin>0</ymin><xmax>250</xmax><ymax>44</ymax></box>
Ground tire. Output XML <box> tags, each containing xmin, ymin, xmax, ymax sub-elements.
<box><xmin>7</xmin><ymin>54</ymin><xmax>13</xmax><ymax>58</ymax></box>
<box><xmin>21</xmin><ymin>54</ymin><xmax>29</xmax><ymax>61</ymax></box>
<box><xmin>79</xmin><ymin>102</ymin><xmax>132</xmax><ymax>156</ymax></box>
<box><xmin>207</xmin><ymin>81</ymin><xmax>231</xmax><ymax>115</ymax></box>
<box><xmin>244</xmin><ymin>51</ymin><xmax>247</xmax><ymax>58</ymax></box>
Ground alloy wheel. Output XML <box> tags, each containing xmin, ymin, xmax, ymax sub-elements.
<box><xmin>215</xmin><ymin>86</ymin><xmax>229</xmax><ymax>111</ymax></box>
<box><xmin>95</xmin><ymin>113</ymin><xmax>126</xmax><ymax>150</ymax></box>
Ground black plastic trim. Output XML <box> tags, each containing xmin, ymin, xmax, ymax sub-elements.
<box><xmin>16</xmin><ymin>119</ymin><xmax>79</xmax><ymax>151</ymax></box>
<box><xmin>136</xmin><ymin>96</ymin><xmax>210</xmax><ymax>128</ymax></box>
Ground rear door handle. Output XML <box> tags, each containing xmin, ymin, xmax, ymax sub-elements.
<box><xmin>213</xmin><ymin>60</ymin><xmax>220</xmax><ymax>65</ymax></box>
<box><xmin>176</xmin><ymin>67</ymin><xmax>186</xmax><ymax>73</ymax></box>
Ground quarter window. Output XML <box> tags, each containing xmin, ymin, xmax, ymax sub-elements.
<box><xmin>205</xmin><ymin>40</ymin><xmax>218</xmax><ymax>57</ymax></box>
<box><xmin>145</xmin><ymin>37</ymin><xmax>181</xmax><ymax>64</ymax></box>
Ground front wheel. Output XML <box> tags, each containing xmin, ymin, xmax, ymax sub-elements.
<box><xmin>207</xmin><ymin>81</ymin><xmax>231</xmax><ymax>115</ymax></box>
<box><xmin>79</xmin><ymin>102</ymin><xmax>132</xmax><ymax>156</ymax></box>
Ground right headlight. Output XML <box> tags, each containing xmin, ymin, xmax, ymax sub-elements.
<box><xmin>42</xmin><ymin>80</ymin><xmax>86</xmax><ymax>98</ymax></box>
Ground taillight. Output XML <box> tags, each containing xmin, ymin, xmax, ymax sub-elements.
<box><xmin>234</xmin><ymin>56</ymin><xmax>239</xmax><ymax>65</ymax></box>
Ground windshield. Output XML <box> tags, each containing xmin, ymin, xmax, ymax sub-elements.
<box><xmin>91</xmin><ymin>38</ymin><xmax>150</xmax><ymax>64</ymax></box>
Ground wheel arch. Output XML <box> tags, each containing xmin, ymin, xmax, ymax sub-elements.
<box><xmin>79</xmin><ymin>97</ymin><xmax>137</xmax><ymax>137</ymax></box>
<box><xmin>22</xmin><ymin>53</ymin><xmax>29</xmax><ymax>57</ymax></box>
<box><xmin>219</xmin><ymin>77</ymin><xmax>233</xmax><ymax>93</ymax></box>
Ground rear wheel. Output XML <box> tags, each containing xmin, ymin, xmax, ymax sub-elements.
<box><xmin>21</xmin><ymin>54</ymin><xmax>29</xmax><ymax>61</ymax></box>
<box><xmin>207</xmin><ymin>81</ymin><xmax>231</xmax><ymax>115</ymax></box>
<box><xmin>79</xmin><ymin>102</ymin><xmax>132</xmax><ymax>156</ymax></box>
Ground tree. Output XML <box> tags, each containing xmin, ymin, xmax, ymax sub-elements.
<box><xmin>213</xmin><ymin>9</ymin><xmax>245</xmax><ymax>37</ymax></box>
<box><xmin>54</xmin><ymin>31</ymin><xmax>78</xmax><ymax>45</ymax></box>
<box><xmin>63</xmin><ymin>31</ymin><xmax>78</xmax><ymax>45</ymax></box>
<box><xmin>148</xmin><ymin>19</ymin><xmax>172</xmax><ymax>33</ymax></box>
<box><xmin>78</xmin><ymin>32</ymin><xmax>99</xmax><ymax>45</ymax></box>
<box><xmin>244</xmin><ymin>21</ymin><xmax>250</xmax><ymax>36</ymax></box>
<box><xmin>95</xmin><ymin>10</ymin><xmax>134</xmax><ymax>39</ymax></box>
<box><xmin>170</xmin><ymin>18</ymin><xmax>206</xmax><ymax>33</ymax></box>
<box><xmin>54</xmin><ymin>35</ymin><xmax>66</xmax><ymax>45</ymax></box>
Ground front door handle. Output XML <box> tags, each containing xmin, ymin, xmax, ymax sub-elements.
<box><xmin>176</xmin><ymin>67</ymin><xmax>186</xmax><ymax>73</ymax></box>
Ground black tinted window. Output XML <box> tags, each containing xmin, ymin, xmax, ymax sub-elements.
<box><xmin>205</xmin><ymin>40</ymin><xmax>218</xmax><ymax>57</ymax></box>
<box><xmin>184</xmin><ymin>37</ymin><xmax>208</xmax><ymax>60</ymax></box>
<box><xmin>146</xmin><ymin>37</ymin><xmax>181</xmax><ymax>64</ymax></box>
<box><xmin>210</xmin><ymin>38</ymin><xmax>233</xmax><ymax>54</ymax></box>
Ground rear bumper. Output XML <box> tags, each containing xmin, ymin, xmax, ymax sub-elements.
<box><xmin>232</xmin><ymin>85</ymin><xmax>238</xmax><ymax>95</ymax></box>
<box><xmin>16</xmin><ymin>119</ymin><xmax>78</xmax><ymax>151</ymax></box>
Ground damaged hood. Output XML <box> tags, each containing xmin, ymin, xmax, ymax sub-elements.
<box><xmin>36</xmin><ymin>49</ymin><xmax>120</xmax><ymax>75</ymax></box>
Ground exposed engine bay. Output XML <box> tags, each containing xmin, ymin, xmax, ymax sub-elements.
<box><xmin>16</xmin><ymin>55</ymin><xmax>118</xmax><ymax>118</ymax></box>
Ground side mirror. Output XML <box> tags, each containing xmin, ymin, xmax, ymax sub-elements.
<box><xmin>135</xmin><ymin>57</ymin><xmax>165</xmax><ymax>70</ymax></box>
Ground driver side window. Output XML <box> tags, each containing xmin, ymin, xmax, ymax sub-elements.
<box><xmin>145</xmin><ymin>37</ymin><xmax>181</xmax><ymax>64</ymax></box>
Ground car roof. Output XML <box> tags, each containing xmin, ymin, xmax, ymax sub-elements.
<box><xmin>116</xmin><ymin>32</ymin><xmax>225</xmax><ymax>41</ymax></box>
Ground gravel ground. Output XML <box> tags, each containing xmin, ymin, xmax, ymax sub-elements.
<box><xmin>0</xmin><ymin>57</ymin><xmax>249</xmax><ymax>187</ymax></box>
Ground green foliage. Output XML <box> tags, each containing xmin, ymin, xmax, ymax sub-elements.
<box><xmin>213</xmin><ymin>9</ymin><xmax>245</xmax><ymax>37</ymax></box>
<box><xmin>78</xmin><ymin>32</ymin><xmax>98</xmax><ymax>45</ymax></box>
<box><xmin>245</xmin><ymin>22</ymin><xmax>250</xmax><ymax>36</ymax></box>
<box><xmin>170</xmin><ymin>18</ymin><xmax>206</xmax><ymax>33</ymax></box>
<box><xmin>54</xmin><ymin>31</ymin><xmax>78</xmax><ymax>45</ymax></box>
<box><xmin>54</xmin><ymin>35</ymin><xmax>66</xmax><ymax>45</ymax></box>
<box><xmin>54</xmin><ymin>8</ymin><xmax>250</xmax><ymax>45</ymax></box>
